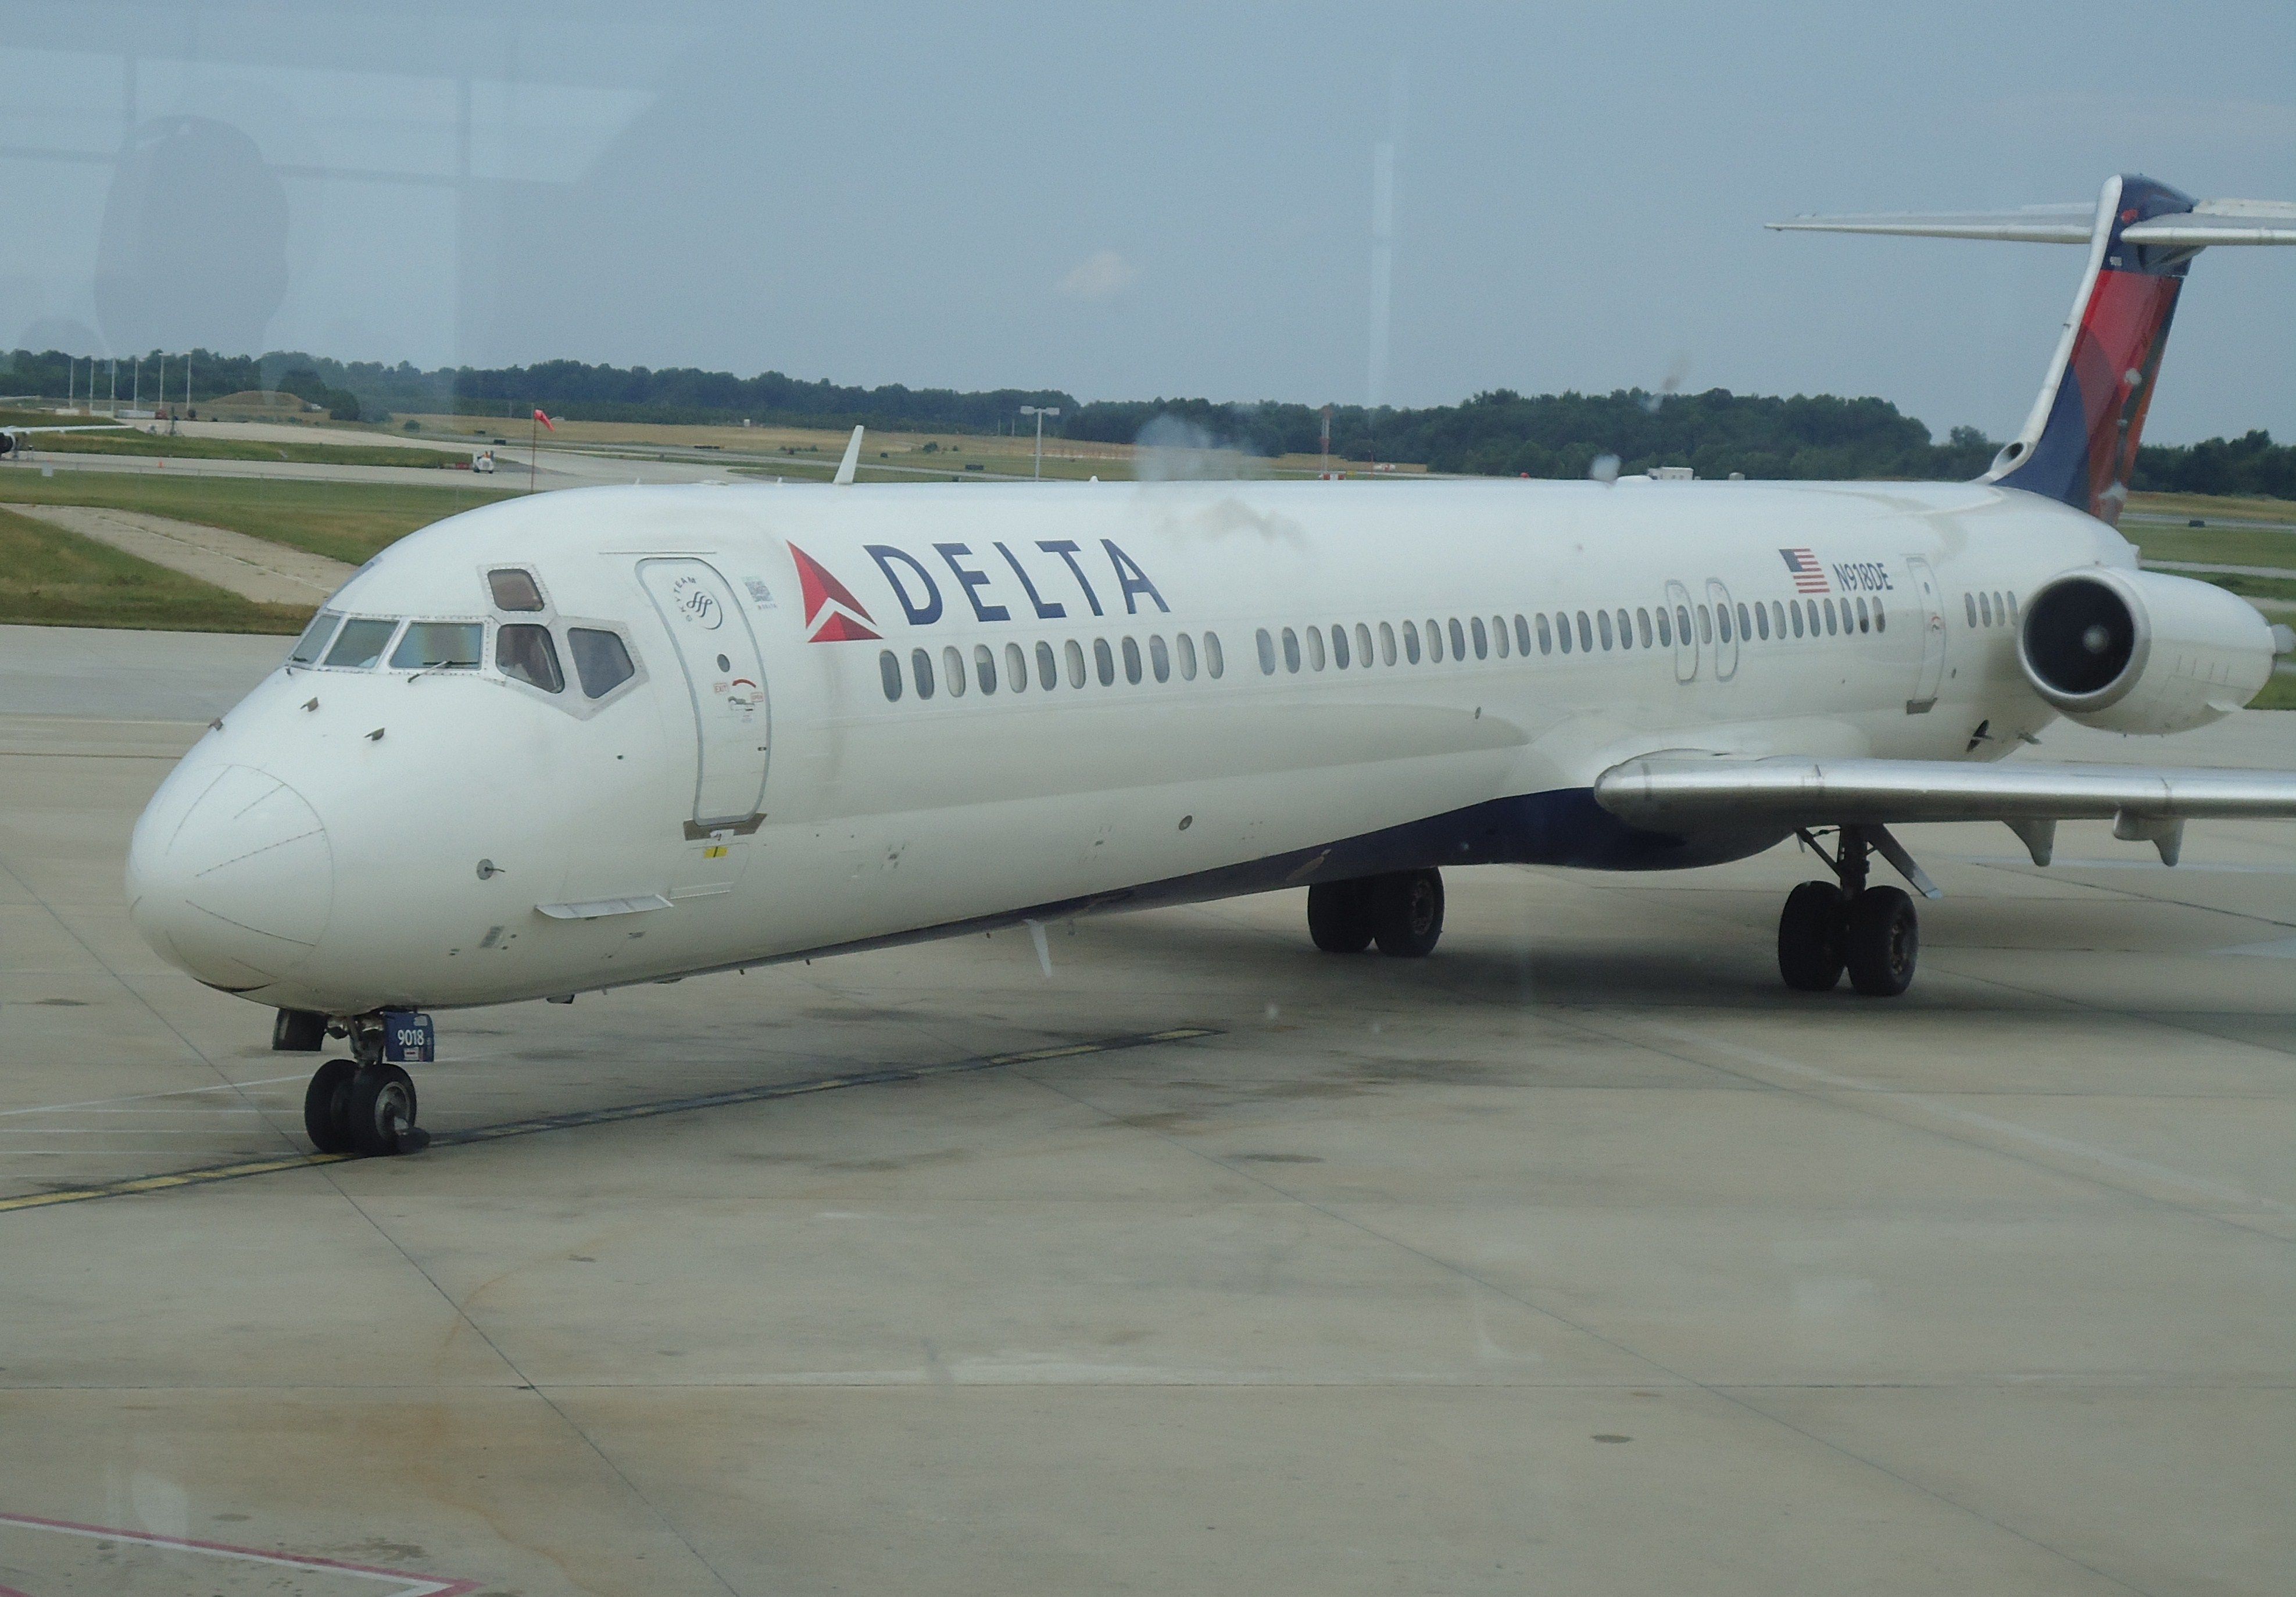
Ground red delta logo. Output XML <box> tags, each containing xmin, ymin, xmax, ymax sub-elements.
<box><xmin>788</xmin><ymin>542</ymin><xmax>881</xmax><ymax>642</ymax></box>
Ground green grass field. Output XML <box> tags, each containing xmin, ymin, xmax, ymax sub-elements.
<box><xmin>2127</xmin><ymin>523</ymin><xmax>2296</xmax><ymax>571</ymax></box>
<box><xmin>0</xmin><ymin>469</ymin><xmax>514</xmax><ymax>564</ymax></box>
<box><xmin>26</xmin><ymin>430</ymin><xmax>473</xmax><ymax>469</ymax></box>
<box><xmin>0</xmin><ymin>507</ymin><xmax>312</xmax><ymax>634</ymax></box>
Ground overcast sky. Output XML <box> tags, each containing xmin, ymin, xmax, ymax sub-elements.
<box><xmin>3</xmin><ymin>1</ymin><xmax>2290</xmax><ymax>442</ymax></box>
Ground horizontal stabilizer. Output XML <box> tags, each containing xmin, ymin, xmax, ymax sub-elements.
<box><xmin>1768</xmin><ymin>197</ymin><xmax>2296</xmax><ymax>248</ymax></box>
<box><xmin>1594</xmin><ymin>756</ymin><xmax>2296</xmax><ymax>830</ymax></box>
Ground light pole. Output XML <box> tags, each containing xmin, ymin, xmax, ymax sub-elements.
<box><xmin>1019</xmin><ymin>404</ymin><xmax>1060</xmax><ymax>480</ymax></box>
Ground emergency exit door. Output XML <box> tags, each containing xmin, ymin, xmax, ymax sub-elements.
<box><xmin>638</xmin><ymin>558</ymin><xmax>771</xmax><ymax>827</ymax></box>
<box><xmin>1905</xmin><ymin>556</ymin><xmax>1946</xmax><ymax>713</ymax></box>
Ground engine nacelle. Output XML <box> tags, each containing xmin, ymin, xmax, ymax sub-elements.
<box><xmin>0</xmin><ymin>430</ymin><xmax>19</xmax><ymax>457</ymax></box>
<box><xmin>2019</xmin><ymin>567</ymin><xmax>2277</xmax><ymax>734</ymax></box>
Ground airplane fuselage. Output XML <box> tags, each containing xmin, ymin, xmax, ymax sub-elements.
<box><xmin>126</xmin><ymin>476</ymin><xmax>2127</xmax><ymax>1013</ymax></box>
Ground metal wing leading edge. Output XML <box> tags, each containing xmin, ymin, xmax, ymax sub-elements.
<box><xmin>1594</xmin><ymin>756</ymin><xmax>2296</xmax><ymax>871</ymax></box>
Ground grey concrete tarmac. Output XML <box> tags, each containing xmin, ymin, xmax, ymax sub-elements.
<box><xmin>1</xmin><ymin>628</ymin><xmax>2290</xmax><ymax>1596</ymax></box>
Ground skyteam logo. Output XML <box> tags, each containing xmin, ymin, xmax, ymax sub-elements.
<box><xmin>788</xmin><ymin>543</ymin><xmax>881</xmax><ymax>642</ymax></box>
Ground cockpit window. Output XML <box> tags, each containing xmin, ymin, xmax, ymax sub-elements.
<box><xmin>487</xmin><ymin>569</ymin><xmax>545</xmax><ymax>612</ymax></box>
<box><xmin>323</xmin><ymin>617</ymin><xmax>399</xmax><ymax>669</ymax></box>
<box><xmin>497</xmin><ymin>623</ymin><xmax>564</xmax><ymax>692</ymax></box>
<box><xmin>389</xmin><ymin>621</ymin><xmax>483</xmax><ymax>670</ymax></box>
<box><xmin>567</xmin><ymin>627</ymin><xmax>636</xmax><ymax>698</ymax></box>
<box><xmin>289</xmin><ymin>610</ymin><xmax>342</xmax><ymax>664</ymax></box>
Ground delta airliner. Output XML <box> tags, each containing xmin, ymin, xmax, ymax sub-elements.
<box><xmin>124</xmin><ymin>174</ymin><xmax>2296</xmax><ymax>1156</ymax></box>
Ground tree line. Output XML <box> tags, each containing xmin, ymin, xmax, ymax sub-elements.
<box><xmin>2</xmin><ymin>345</ymin><xmax>2287</xmax><ymax>498</ymax></box>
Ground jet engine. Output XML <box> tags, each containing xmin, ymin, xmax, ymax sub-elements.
<box><xmin>2019</xmin><ymin>567</ymin><xmax>2279</xmax><ymax>733</ymax></box>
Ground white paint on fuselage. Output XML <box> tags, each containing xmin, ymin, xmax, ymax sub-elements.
<box><xmin>126</xmin><ymin>477</ymin><xmax>2126</xmax><ymax>1013</ymax></box>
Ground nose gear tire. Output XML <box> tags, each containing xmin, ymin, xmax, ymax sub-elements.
<box><xmin>345</xmin><ymin>1062</ymin><xmax>420</xmax><ymax>1157</ymax></box>
<box><xmin>303</xmin><ymin>1059</ymin><xmax>358</xmax><ymax>1153</ymax></box>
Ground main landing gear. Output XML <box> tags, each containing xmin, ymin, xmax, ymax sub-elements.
<box><xmin>285</xmin><ymin>1014</ymin><xmax>430</xmax><ymax>1157</ymax></box>
<box><xmin>1778</xmin><ymin>826</ymin><xmax>1925</xmax><ymax>997</ymax></box>
<box><xmin>1307</xmin><ymin>868</ymin><xmax>1445</xmax><ymax>958</ymax></box>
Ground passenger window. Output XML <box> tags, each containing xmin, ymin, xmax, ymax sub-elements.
<box><xmin>1204</xmin><ymin>631</ymin><xmax>1224</xmax><ymax>678</ymax></box>
<box><xmin>943</xmin><ymin>645</ymin><xmax>967</xmax><ymax>696</ymax></box>
<box><xmin>569</xmin><ymin>627</ymin><xmax>636</xmax><ymax>698</ymax></box>
<box><xmin>1636</xmin><ymin>608</ymin><xmax>1653</xmax><ymax>648</ymax></box>
<box><xmin>2004</xmin><ymin>593</ymin><xmax>2018</xmax><ymax>626</ymax></box>
<box><xmin>1306</xmin><ymin>627</ymin><xmax>1326</xmax><ymax>671</ymax></box>
<box><xmin>487</xmin><ymin>569</ymin><xmax>544</xmax><ymax>612</ymax></box>
<box><xmin>1005</xmin><ymin>641</ymin><xmax>1028</xmax><ymax>692</ymax></box>
<box><xmin>1036</xmin><ymin>641</ymin><xmax>1057</xmax><ymax>689</ymax></box>
<box><xmin>1557</xmin><ymin>613</ymin><xmax>1573</xmax><ymax>654</ymax></box>
<box><xmin>1964</xmin><ymin>593</ymin><xmax>1978</xmax><ymax>627</ymax></box>
<box><xmin>1597</xmin><ymin>609</ymin><xmax>1614</xmax><ymax>650</ymax></box>
<box><xmin>1356</xmin><ymin>622</ymin><xmax>1374</xmax><ymax>666</ymax></box>
<box><xmin>1676</xmin><ymin>605</ymin><xmax>1692</xmax><ymax>644</ymax></box>
<box><xmin>1471</xmin><ymin>616</ymin><xmax>1489</xmax><ymax>659</ymax></box>
<box><xmin>1823</xmin><ymin>600</ymin><xmax>1839</xmax><ymax>635</ymax></box>
<box><xmin>1257</xmin><ymin>628</ymin><xmax>1278</xmax><ymax>674</ymax></box>
<box><xmin>1715</xmin><ymin>606</ymin><xmax>1731</xmax><ymax>645</ymax></box>
<box><xmin>1873</xmin><ymin>599</ymin><xmax>1887</xmax><ymax>633</ymax></box>
<box><xmin>1772</xmin><ymin>601</ymin><xmax>1786</xmax><ymax>639</ymax></box>
<box><xmin>1615</xmin><ymin>609</ymin><xmax>1631</xmax><ymax>649</ymax></box>
<box><xmin>1754</xmin><ymin>603</ymin><xmax>1769</xmax><ymax>640</ymax></box>
<box><xmin>1283</xmin><ymin>628</ymin><xmax>1302</xmax><ymax>672</ymax></box>
<box><xmin>1381</xmin><ymin>621</ymin><xmax>1398</xmax><ymax>666</ymax></box>
<box><xmin>1150</xmin><ymin>634</ymin><xmax>1171</xmax><ymax>682</ymax></box>
<box><xmin>289</xmin><ymin>609</ymin><xmax>342</xmax><ymax>664</ymax></box>
<box><xmin>1979</xmin><ymin>592</ymin><xmax>1992</xmax><ymax>627</ymax></box>
<box><xmin>1449</xmin><ymin>617</ymin><xmax>1468</xmax><ymax>659</ymax></box>
<box><xmin>1121</xmin><ymin>636</ymin><xmax>1143</xmax><ymax>684</ymax></box>
<box><xmin>391</xmin><ymin>620</ymin><xmax>482</xmax><ymax>670</ymax></box>
<box><xmin>1427</xmin><ymin>620</ymin><xmax>1445</xmax><ymax>663</ymax></box>
<box><xmin>1537</xmin><ymin>613</ymin><xmax>1554</xmax><ymax>653</ymax></box>
<box><xmin>497</xmin><ymin>623</ymin><xmax>563</xmax><ymax>691</ymax></box>
<box><xmin>1176</xmin><ymin>633</ymin><xmax>1197</xmax><ymax>680</ymax></box>
<box><xmin>912</xmin><ymin>647</ymin><xmax>936</xmax><ymax>699</ymax></box>
<box><xmin>1064</xmin><ymin>639</ymin><xmax>1086</xmax><ymax>687</ymax></box>
<box><xmin>324</xmin><ymin>617</ymin><xmax>398</xmax><ymax>669</ymax></box>
<box><xmin>1790</xmin><ymin>603</ymin><xmax>1805</xmax><ymax>638</ymax></box>
<box><xmin>1329</xmin><ymin>625</ymin><xmax>1349</xmax><ymax>669</ymax></box>
<box><xmin>1490</xmin><ymin>616</ymin><xmax>1508</xmax><ymax>659</ymax></box>
<box><xmin>1856</xmin><ymin>597</ymin><xmax>1871</xmax><ymax>633</ymax></box>
<box><xmin>1403</xmin><ymin>620</ymin><xmax>1422</xmax><ymax>663</ymax></box>
<box><xmin>1578</xmin><ymin>611</ymin><xmax>1595</xmax><ymax>652</ymax></box>
<box><xmin>879</xmin><ymin>649</ymin><xmax>903</xmax><ymax>701</ymax></box>
<box><xmin>1094</xmin><ymin>637</ymin><xmax>1116</xmax><ymax>686</ymax></box>
<box><xmin>975</xmin><ymin>643</ymin><xmax>998</xmax><ymax>694</ymax></box>
<box><xmin>1514</xmin><ymin>614</ymin><xmax>1532</xmax><ymax>656</ymax></box>
<box><xmin>1736</xmin><ymin>603</ymin><xmax>1751</xmax><ymax>641</ymax></box>
<box><xmin>1654</xmin><ymin>609</ymin><xmax>1670</xmax><ymax>648</ymax></box>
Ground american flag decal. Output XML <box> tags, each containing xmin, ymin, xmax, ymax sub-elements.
<box><xmin>1779</xmin><ymin>548</ymin><xmax>1830</xmax><ymax>592</ymax></box>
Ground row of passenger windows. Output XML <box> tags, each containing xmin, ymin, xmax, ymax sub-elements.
<box><xmin>1968</xmin><ymin>589</ymin><xmax>2019</xmax><ymax>629</ymax></box>
<box><xmin>287</xmin><ymin>610</ymin><xmax>638</xmax><ymax>701</ymax></box>
<box><xmin>1255</xmin><ymin>592</ymin><xmax>1884</xmax><ymax>676</ymax></box>
<box><xmin>880</xmin><ymin>631</ymin><xmax>1227</xmax><ymax>702</ymax></box>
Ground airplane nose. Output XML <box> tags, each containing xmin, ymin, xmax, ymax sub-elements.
<box><xmin>127</xmin><ymin>763</ymin><xmax>334</xmax><ymax>990</ymax></box>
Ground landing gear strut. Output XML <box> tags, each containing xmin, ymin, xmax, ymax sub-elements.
<box><xmin>301</xmin><ymin>1018</ymin><xmax>428</xmax><ymax>1157</ymax></box>
<box><xmin>1777</xmin><ymin>827</ymin><xmax>1922</xmax><ymax>996</ymax></box>
<box><xmin>1307</xmin><ymin>868</ymin><xmax>1445</xmax><ymax>959</ymax></box>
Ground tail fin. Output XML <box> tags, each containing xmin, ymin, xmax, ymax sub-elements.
<box><xmin>1771</xmin><ymin>174</ymin><xmax>2296</xmax><ymax>526</ymax></box>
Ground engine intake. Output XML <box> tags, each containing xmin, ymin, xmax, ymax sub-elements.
<box><xmin>2019</xmin><ymin>567</ymin><xmax>2277</xmax><ymax>734</ymax></box>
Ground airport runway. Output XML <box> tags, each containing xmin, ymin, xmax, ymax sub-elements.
<box><xmin>1</xmin><ymin>627</ymin><xmax>2291</xmax><ymax>1596</ymax></box>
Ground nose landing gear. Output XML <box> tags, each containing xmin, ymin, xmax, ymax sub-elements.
<box><xmin>300</xmin><ymin>1017</ymin><xmax>430</xmax><ymax>1157</ymax></box>
<box><xmin>1777</xmin><ymin>826</ymin><xmax>1929</xmax><ymax>996</ymax></box>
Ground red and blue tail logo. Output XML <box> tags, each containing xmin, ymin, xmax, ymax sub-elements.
<box><xmin>788</xmin><ymin>543</ymin><xmax>879</xmax><ymax>642</ymax></box>
<box><xmin>1992</xmin><ymin>175</ymin><xmax>2193</xmax><ymax>526</ymax></box>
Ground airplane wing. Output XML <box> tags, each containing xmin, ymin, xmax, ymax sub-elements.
<box><xmin>1593</xmin><ymin>755</ymin><xmax>2296</xmax><ymax>872</ymax></box>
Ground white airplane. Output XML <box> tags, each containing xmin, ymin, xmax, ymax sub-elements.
<box><xmin>126</xmin><ymin>173</ymin><xmax>2296</xmax><ymax>1157</ymax></box>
